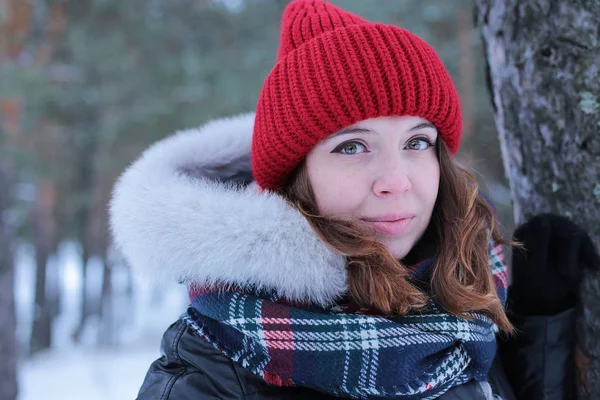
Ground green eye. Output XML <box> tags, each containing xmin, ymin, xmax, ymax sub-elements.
<box><xmin>405</xmin><ymin>138</ymin><xmax>433</xmax><ymax>151</ymax></box>
<box><xmin>333</xmin><ymin>141</ymin><xmax>367</xmax><ymax>155</ymax></box>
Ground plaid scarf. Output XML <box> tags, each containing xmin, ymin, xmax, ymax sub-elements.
<box><xmin>184</xmin><ymin>241</ymin><xmax>507</xmax><ymax>399</ymax></box>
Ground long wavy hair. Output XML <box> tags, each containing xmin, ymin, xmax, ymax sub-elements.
<box><xmin>280</xmin><ymin>139</ymin><xmax>514</xmax><ymax>333</ymax></box>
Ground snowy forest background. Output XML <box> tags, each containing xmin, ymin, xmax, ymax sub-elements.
<box><xmin>0</xmin><ymin>1</ymin><xmax>516</xmax><ymax>398</ymax></box>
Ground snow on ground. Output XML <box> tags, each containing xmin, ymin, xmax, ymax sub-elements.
<box><xmin>14</xmin><ymin>241</ymin><xmax>189</xmax><ymax>399</ymax></box>
<box><xmin>18</xmin><ymin>346</ymin><xmax>161</xmax><ymax>400</ymax></box>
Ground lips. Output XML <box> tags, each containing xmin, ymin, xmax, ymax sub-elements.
<box><xmin>360</xmin><ymin>213</ymin><xmax>415</xmax><ymax>235</ymax></box>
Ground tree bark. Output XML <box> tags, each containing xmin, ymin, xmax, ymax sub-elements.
<box><xmin>0</xmin><ymin>162</ymin><xmax>18</xmax><ymax>400</ymax></box>
<box><xmin>475</xmin><ymin>1</ymin><xmax>600</xmax><ymax>398</ymax></box>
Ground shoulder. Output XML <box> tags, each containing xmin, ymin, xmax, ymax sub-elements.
<box><xmin>138</xmin><ymin>315</ymin><xmax>338</xmax><ymax>400</ymax></box>
<box><xmin>137</xmin><ymin>317</ymin><xmax>246</xmax><ymax>399</ymax></box>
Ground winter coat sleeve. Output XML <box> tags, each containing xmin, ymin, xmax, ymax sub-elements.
<box><xmin>136</xmin><ymin>318</ymin><xmax>247</xmax><ymax>400</ymax></box>
<box><xmin>497</xmin><ymin>307</ymin><xmax>577</xmax><ymax>400</ymax></box>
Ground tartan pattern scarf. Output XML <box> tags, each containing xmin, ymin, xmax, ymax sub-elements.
<box><xmin>184</xmin><ymin>241</ymin><xmax>508</xmax><ymax>399</ymax></box>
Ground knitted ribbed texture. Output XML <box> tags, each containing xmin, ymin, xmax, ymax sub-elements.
<box><xmin>252</xmin><ymin>0</ymin><xmax>462</xmax><ymax>190</ymax></box>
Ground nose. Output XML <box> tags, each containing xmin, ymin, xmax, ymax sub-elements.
<box><xmin>372</xmin><ymin>157</ymin><xmax>412</xmax><ymax>197</ymax></box>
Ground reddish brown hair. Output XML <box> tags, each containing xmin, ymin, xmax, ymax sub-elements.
<box><xmin>281</xmin><ymin>140</ymin><xmax>514</xmax><ymax>333</ymax></box>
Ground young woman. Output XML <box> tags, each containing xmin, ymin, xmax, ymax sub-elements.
<box><xmin>110</xmin><ymin>1</ymin><xmax>589</xmax><ymax>398</ymax></box>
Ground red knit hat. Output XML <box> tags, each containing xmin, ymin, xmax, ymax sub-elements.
<box><xmin>252</xmin><ymin>0</ymin><xmax>462</xmax><ymax>190</ymax></box>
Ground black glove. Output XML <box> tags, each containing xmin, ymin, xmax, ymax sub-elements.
<box><xmin>508</xmin><ymin>213</ymin><xmax>599</xmax><ymax>316</ymax></box>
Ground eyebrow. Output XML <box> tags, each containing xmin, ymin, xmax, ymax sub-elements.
<box><xmin>409</xmin><ymin>121</ymin><xmax>437</xmax><ymax>132</ymax></box>
<box><xmin>324</xmin><ymin>121</ymin><xmax>437</xmax><ymax>141</ymax></box>
<box><xmin>323</xmin><ymin>127</ymin><xmax>373</xmax><ymax>141</ymax></box>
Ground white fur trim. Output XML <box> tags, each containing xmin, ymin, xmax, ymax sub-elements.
<box><xmin>109</xmin><ymin>113</ymin><xmax>347</xmax><ymax>306</ymax></box>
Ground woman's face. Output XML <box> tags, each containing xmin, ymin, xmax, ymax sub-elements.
<box><xmin>306</xmin><ymin>115</ymin><xmax>440</xmax><ymax>260</ymax></box>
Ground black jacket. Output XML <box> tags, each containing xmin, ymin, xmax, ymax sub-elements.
<box><xmin>136</xmin><ymin>306</ymin><xmax>576</xmax><ymax>400</ymax></box>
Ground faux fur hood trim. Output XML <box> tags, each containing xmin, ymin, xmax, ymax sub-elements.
<box><xmin>109</xmin><ymin>113</ymin><xmax>347</xmax><ymax>306</ymax></box>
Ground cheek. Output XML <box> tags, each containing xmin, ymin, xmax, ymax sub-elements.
<box><xmin>308</xmin><ymin>165</ymin><xmax>366</xmax><ymax>215</ymax></box>
<box><xmin>413</xmin><ymin>157</ymin><xmax>440</xmax><ymax>207</ymax></box>
<box><xmin>427</xmin><ymin>163</ymin><xmax>440</xmax><ymax>200</ymax></box>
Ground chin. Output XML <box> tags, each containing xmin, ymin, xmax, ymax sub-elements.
<box><xmin>390</xmin><ymin>250</ymin><xmax>409</xmax><ymax>260</ymax></box>
<box><xmin>383</xmin><ymin>241</ymin><xmax>412</xmax><ymax>260</ymax></box>
<box><xmin>380</xmin><ymin>232</ymin><xmax>425</xmax><ymax>260</ymax></box>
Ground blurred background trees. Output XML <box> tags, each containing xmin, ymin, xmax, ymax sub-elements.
<box><xmin>1</xmin><ymin>1</ymin><xmax>511</xmax><ymax>398</ymax></box>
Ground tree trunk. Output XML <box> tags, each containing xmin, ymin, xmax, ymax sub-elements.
<box><xmin>71</xmin><ymin>127</ymin><xmax>99</xmax><ymax>343</ymax></box>
<box><xmin>0</xmin><ymin>163</ymin><xmax>18</xmax><ymax>400</ymax></box>
<box><xmin>97</xmin><ymin>251</ymin><xmax>115</xmax><ymax>346</ymax></box>
<box><xmin>29</xmin><ymin>183</ymin><xmax>55</xmax><ymax>355</ymax></box>
<box><xmin>72</xmin><ymin>242</ymin><xmax>91</xmax><ymax>343</ymax></box>
<box><xmin>475</xmin><ymin>1</ymin><xmax>600</xmax><ymax>398</ymax></box>
<box><xmin>97</xmin><ymin>210</ymin><xmax>115</xmax><ymax>346</ymax></box>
